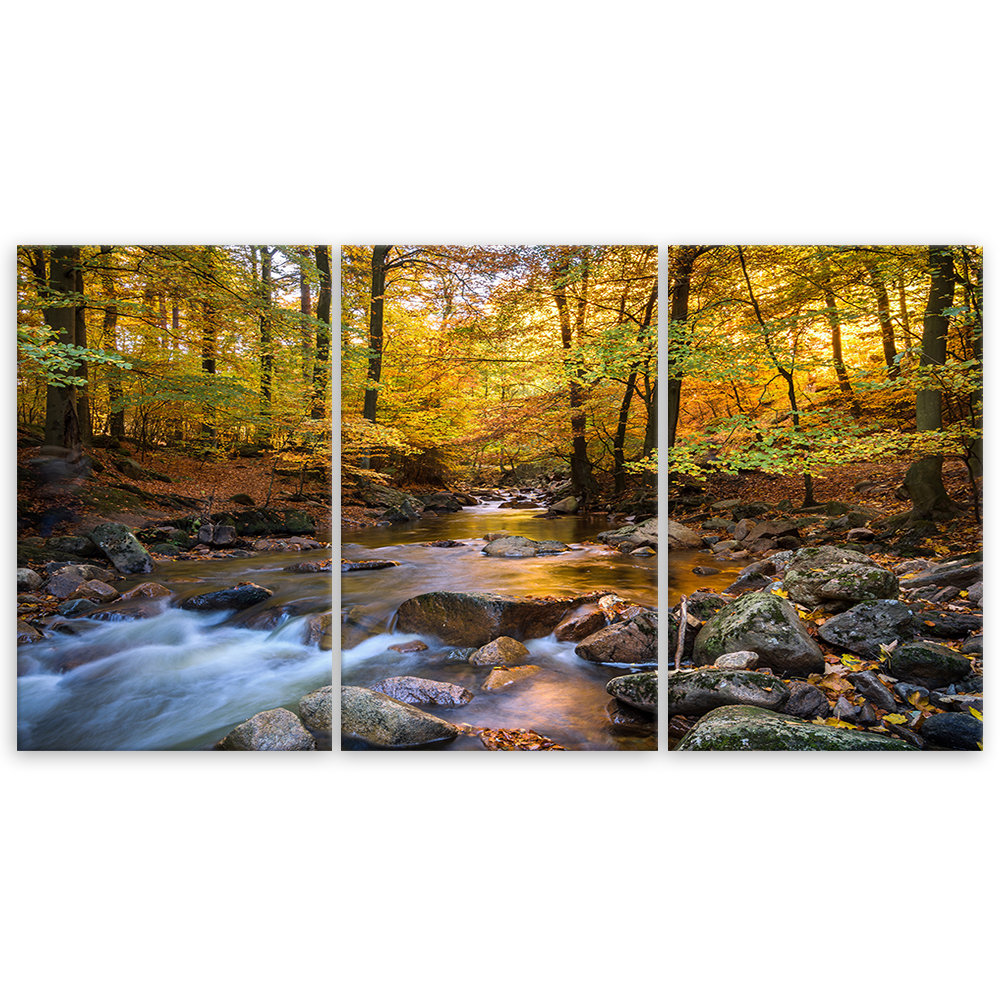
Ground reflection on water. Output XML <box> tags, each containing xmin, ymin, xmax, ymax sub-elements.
<box><xmin>341</xmin><ymin>501</ymin><xmax>658</xmax><ymax>751</ymax></box>
<box><xmin>667</xmin><ymin>549</ymin><xmax>748</xmax><ymax>606</ymax></box>
<box><xmin>18</xmin><ymin>548</ymin><xmax>333</xmax><ymax>750</ymax></box>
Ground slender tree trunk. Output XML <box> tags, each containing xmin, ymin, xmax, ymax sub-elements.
<box><xmin>667</xmin><ymin>247</ymin><xmax>702</xmax><ymax>448</ymax></box>
<box><xmin>865</xmin><ymin>259</ymin><xmax>899</xmax><ymax>377</ymax></box>
<box><xmin>897</xmin><ymin>276</ymin><xmax>913</xmax><ymax>351</ymax></box>
<box><xmin>72</xmin><ymin>247</ymin><xmax>92</xmax><ymax>444</ymax></box>
<box><xmin>821</xmin><ymin>275</ymin><xmax>862</xmax><ymax>416</ymax></box>
<box><xmin>904</xmin><ymin>245</ymin><xmax>958</xmax><ymax>519</ymax></box>
<box><xmin>200</xmin><ymin>248</ymin><xmax>217</xmax><ymax>441</ymax></box>
<box><xmin>42</xmin><ymin>246</ymin><xmax>81</xmax><ymax>451</ymax></box>
<box><xmin>299</xmin><ymin>248</ymin><xmax>313</xmax><ymax>383</ymax></box>
<box><xmin>310</xmin><ymin>245</ymin><xmax>332</xmax><ymax>420</ymax></box>
<box><xmin>362</xmin><ymin>245</ymin><xmax>390</xmax><ymax>423</ymax></box>
<box><xmin>612</xmin><ymin>370</ymin><xmax>638</xmax><ymax>494</ymax></box>
<box><xmin>258</xmin><ymin>245</ymin><xmax>273</xmax><ymax>442</ymax></box>
<box><xmin>99</xmin><ymin>245</ymin><xmax>125</xmax><ymax>439</ymax></box>
<box><xmin>552</xmin><ymin>251</ymin><xmax>598</xmax><ymax>505</ymax></box>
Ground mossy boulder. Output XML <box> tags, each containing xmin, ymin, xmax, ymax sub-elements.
<box><xmin>783</xmin><ymin>545</ymin><xmax>898</xmax><ymax>609</ymax></box>
<box><xmin>692</xmin><ymin>592</ymin><xmax>824</xmax><ymax>676</ymax></box>
<box><xmin>606</xmin><ymin>671</ymin><xmax>658</xmax><ymax>713</ymax></box>
<box><xmin>675</xmin><ymin>705</ymin><xmax>918</xmax><ymax>751</ymax></box>
<box><xmin>89</xmin><ymin>522</ymin><xmax>154</xmax><ymax>574</ymax></box>
<box><xmin>888</xmin><ymin>641</ymin><xmax>973</xmax><ymax>689</ymax></box>
<box><xmin>668</xmin><ymin>668</ymin><xmax>789</xmax><ymax>717</ymax></box>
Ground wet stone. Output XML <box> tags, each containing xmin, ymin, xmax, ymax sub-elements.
<box><xmin>369</xmin><ymin>676</ymin><xmax>473</xmax><ymax>706</ymax></box>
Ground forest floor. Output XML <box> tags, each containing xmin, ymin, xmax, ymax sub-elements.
<box><xmin>16</xmin><ymin>436</ymin><xmax>332</xmax><ymax>542</ymax></box>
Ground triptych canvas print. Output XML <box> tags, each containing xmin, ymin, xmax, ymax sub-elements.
<box><xmin>15</xmin><ymin>244</ymin><xmax>983</xmax><ymax>751</ymax></box>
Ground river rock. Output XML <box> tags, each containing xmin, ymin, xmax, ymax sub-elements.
<box><xmin>17</xmin><ymin>620</ymin><xmax>43</xmax><ymax>645</ymax></box>
<box><xmin>817</xmin><ymin>600</ymin><xmax>917</xmax><ymax>658</ymax></box>
<box><xmin>370</xmin><ymin>676</ymin><xmax>473</xmax><ymax>706</ymax></box>
<box><xmin>305</xmin><ymin>612</ymin><xmax>334</xmax><ymax>649</ymax></box>
<box><xmin>118</xmin><ymin>582</ymin><xmax>172</xmax><ymax>601</ymax></box>
<box><xmin>395</xmin><ymin>591</ymin><xmax>599</xmax><ymax>646</ymax></box>
<box><xmin>69</xmin><ymin>579</ymin><xmax>119</xmax><ymax>603</ymax></box>
<box><xmin>387</xmin><ymin>640</ymin><xmax>428</xmax><ymax>653</ymax></box>
<box><xmin>481</xmin><ymin>665</ymin><xmax>542</xmax><ymax>691</ymax></box>
<box><xmin>341</xmin><ymin>559</ymin><xmax>400</xmax><ymax>572</ymax></box>
<box><xmin>783</xmin><ymin>546</ymin><xmax>898</xmax><ymax>609</ymax></box>
<box><xmin>341</xmin><ymin>686</ymin><xmax>461</xmax><ymax>748</ymax></box>
<box><xmin>899</xmin><ymin>558</ymin><xmax>983</xmax><ymax>591</ymax></box>
<box><xmin>17</xmin><ymin>568</ymin><xmax>42</xmax><ymax>592</ymax></box>
<box><xmin>666</xmin><ymin>520</ymin><xmax>700</xmax><ymax>550</ymax></box>
<box><xmin>919</xmin><ymin>712</ymin><xmax>983</xmax><ymax>750</ymax></box>
<box><xmin>607</xmin><ymin>671</ymin><xmax>658</xmax><ymax>713</ymax></box>
<box><xmin>298</xmin><ymin>686</ymin><xmax>333</xmax><ymax>730</ymax></box>
<box><xmin>49</xmin><ymin>535</ymin><xmax>101</xmax><ymax>557</ymax></box>
<box><xmin>848</xmin><ymin>670</ymin><xmax>898</xmax><ymax>713</ymax></box>
<box><xmin>470</xmin><ymin>636</ymin><xmax>530</xmax><ymax>666</ymax></box>
<box><xmin>783</xmin><ymin>680</ymin><xmax>831</xmax><ymax>719</ymax></box>
<box><xmin>668</xmin><ymin>668</ymin><xmax>787</xmax><ymax>717</ymax></box>
<box><xmin>888</xmin><ymin>641</ymin><xmax>973</xmax><ymax>689</ymax></box>
<box><xmin>217</xmin><ymin>708</ymin><xmax>316</xmax><ymax>750</ymax></box>
<box><xmin>675</xmin><ymin>705</ymin><xmax>918</xmax><ymax>751</ymax></box>
<box><xmin>553</xmin><ymin>604</ymin><xmax>607</xmax><ymax>642</ymax></box>
<box><xmin>598</xmin><ymin>517</ymin><xmax>658</xmax><ymax>552</ymax></box>
<box><xmin>961</xmin><ymin>634</ymin><xmax>983</xmax><ymax>656</ymax></box>
<box><xmin>179</xmin><ymin>583</ymin><xmax>273</xmax><ymax>611</ymax></box>
<box><xmin>46</xmin><ymin>566</ymin><xmax>99</xmax><ymax>599</ymax></box>
<box><xmin>606</xmin><ymin>698</ymin><xmax>658</xmax><ymax>733</ymax></box>
<box><xmin>713</xmin><ymin>651</ymin><xmax>759</xmax><ymax>669</ymax></box>
<box><xmin>549</xmin><ymin>496</ymin><xmax>579</xmax><ymax>514</ymax></box>
<box><xmin>481</xmin><ymin>535</ymin><xmax>569</xmax><ymax>557</ymax></box>
<box><xmin>57</xmin><ymin>598</ymin><xmax>100</xmax><ymax>616</ymax></box>
<box><xmin>89</xmin><ymin>522</ymin><xmax>154</xmax><ymax>574</ymax></box>
<box><xmin>917</xmin><ymin>609</ymin><xmax>982</xmax><ymax>640</ymax></box>
<box><xmin>575</xmin><ymin>611</ymin><xmax>658</xmax><ymax>664</ymax></box>
<box><xmin>692</xmin><ymin>592</ymin><xmax>824</xmax><ymax>676</ymax></box>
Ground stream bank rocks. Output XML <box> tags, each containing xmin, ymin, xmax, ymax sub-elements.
<box><xmin>89</xmin><ymin>522</ymin><xmax>154</xmax><ymax>574</ymax></box>
<box><xmin>675</xmin><ymin>706</ymin><xmax>919</xmax><ymax>751</ymax></box>
<box><xmin>481</xmin><ymin>535</ymin><xmax>569</xmax><ymax>557</ymax></box>
<box><xmin>668</xmin><ymin>669</ymin><xmax>789</xmax><ymax>716</ymax></box>
<box><xmin>692</xmin><ymin>592</ymin><xmax>824</xmax><ymax>676</ymax></box>
<box><xmin>217</xmin><ymin>707</ymin><xmax>316</xmax><ymax>751</ymax></box>
<box><xmin>606</xmin><ymin>671</ymin><xmax>657</xmax><ymax>713</ymax></box>
<box><xmin>575</xmin><ymin>611</ymin><xmax>658</xmax><ymax>664</ymax></box>
<box><xmin>599</xmin><ymin>517</ymin><xmax>658</xmax><ymax>553</ymax></box>
<box><xmin>783</xmin><ymin>546</ymin><xmax>898</xmax><ymax>609</ymax></box>
<box><xmin>370</xmin><ymin>676</ymin><xmax>474</xmax><ymax>706</ymax></box>
<box><xmin>341</xmin><ymin>685</ymin><xmax>461</xmax><ymax>749</ymax></box>
<box><xmin>394</xmin><ymin>590</ymin><xmax>606</xmax><ymax>646</ymax></box>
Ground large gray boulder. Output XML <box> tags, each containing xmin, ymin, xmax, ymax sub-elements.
<box><xmin>598</xmin><ymin>517</ymin><xmax>658</xmax><ymax>552</ymax></box>
<box><xmin>394</xmin><ymin>591</ymin><xmax>599</xmax><ymax>646</ymax></box>
<box><xmin>575</xmin><ymin>611</ymin><xmax>658</xmax><ymax>664</ymax></box>
<box><xmin>783</xmin><ymin>546</ymin><xmax>898</xmax><ymax>609</ymax></box>
<box><xmin>89</xmin><ymin>522</ymin><xmax>154</xmax><ymax>574</ymax></box>
<box><xmin>817</xmin><ymin>600</ymin><xmax>917</xmax><ymax>658</ymax></box>
<box><xmin>17</xmin><ymin>567</ymin><xmax>43</xmax><ymax>592</ymax></box>
<box><xmin>675</xmin><ymin>705</ymin><xmax>918</xmax><ymax>751</ymax></box>
<box><xmin>899</xmin><ymin>558</ymin><xmax>983</xmax><ymax>592</ymax></box>
<box><xmin>668</xmin><ymin>668</ymin><xmax>789</xmax><ymax>717</ymax></box>
<box><xmin>341</xmin><ymin>686</ymin><xmax>461</xmax><ymax>748</ymax></box>
<box><xmin>692</xmin><ymin>592</ymin><xmax>824</xmax><ymax>676</ymax></box>
<box><xmin>217</xmin><ymin>708</ymin><xmax>316</xmax><ymax>750</ymax></box>
<box><xmin>606</xmin><ymin>671</ymin><xmax>658</xmax><ymax>713</ymax></box>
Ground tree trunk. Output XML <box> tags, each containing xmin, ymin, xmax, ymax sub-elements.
<box><xmin>73</xmin><ymin>247</ymin><xmax>92</xmax><ymax>444</ymax></box>
<box><xmin>362</xmin><ymin>245</ymin><xmax>391</xmax><ymax>423</ymax></box>
<box><xmin>551</xmin><ymin>251</ymin><xmax>599</xmax><ymax>505</ymax></box>
<box><xmin>258</xmin><ymin>245</ymin><xmax>273</xmax><ymax>442</ymax></box>
<box><xmin>667</xmin><ymin>247</ymin><xmax>701</xmax><ymax>448</ymax></box>
<box><xmin>42</xmin><ymin>246</ymin><xmax>81</xmax><ymax>451</ymax></box>
<box><xmin>99</xmin><ymin>245</ymin><xmax>125</xmax><ymax>439</ymax></box>
<box><xmin>821</xmin><ymin>274</ymin><xmax>862</xmax><ymax>416</ymax></box>
<box><xmin>310</xmin><ymin>245</ymin><xmax>332</xmax><ymax>420</ymax></box>
<box><xmin>967</xmin><ymin>252</ymin><xmax>983</xmax><ymax>477</ymax></box>
<box><xmin>612</xmin><ymin>370</ymin><xmax>638</xmax><ymax>494</ymax></box>
<box><xmin>905</xmin><ymin>245</ymin><xmax>957</xmax><ymax>519</ymax></box>
<box><xmin>299</xmin><ymin>248</ymin><xmax>313</xmax><ymax>383</ymax></box>
<box><xmin>865</xmin><ymin>259</ymin><xmax>899</xmax><ymax>377</ymax></box>
<box><xmin>897</xmin><ymin>276</ymin><xmax>913</xmax><ymax>351</ymax></box>
<box><xmin>200</xmin><ymin>248</ymin><xmax>218</xmax><ymax>441</ymax></box>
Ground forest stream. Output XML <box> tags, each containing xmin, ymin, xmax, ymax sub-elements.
<box><xmin>17</xmin><ymin>549</ymin><xmax>333</xmax><ymax>751</ymax></box>
<box><xmin>341</xmin><ymin>496</ymin><xmax>658</xmax><ymax>750</ymax></box>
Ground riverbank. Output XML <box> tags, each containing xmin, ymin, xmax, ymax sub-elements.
<box><xmin>667</xmin><ymin>464</ymin><xmax>983</xmax><ymax>750</ymax></box>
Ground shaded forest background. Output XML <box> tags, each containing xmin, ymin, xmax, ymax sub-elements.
<box><xmin>668</xmin><ymin>245</ymin><xmax>983</xmax><ymax>522</ymax></box>
<box><xmin>341</xmin><ymin>245</ymin><xmax>658</xmax><ymax>506</ymax></box>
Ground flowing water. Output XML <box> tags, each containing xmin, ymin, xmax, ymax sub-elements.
<box><xmin>17</xmin><ymin>549</ymin><xmax>333</xmax><ymax>751</ymax></box>
<box><xmin>341</xmin><ymin>497</ymin><xmax>658</xmax><ymax>750</ymax></box>
<box><xmin>667</xmin><ymin>549</ymin><xmax>747</xmax><ymax>607</ymax></box>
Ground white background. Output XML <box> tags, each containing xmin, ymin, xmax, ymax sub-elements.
<box><xmin>3</xmin><ymin>3</ymin><xmax>995</xmax><ymax>999</ymax></box>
